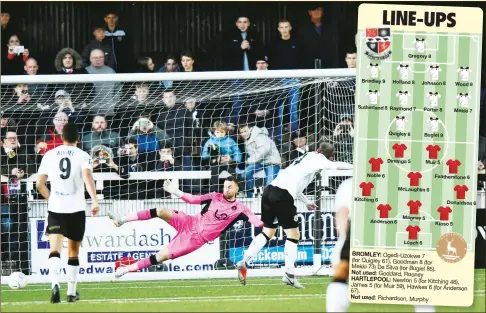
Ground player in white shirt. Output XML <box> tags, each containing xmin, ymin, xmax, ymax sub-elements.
<box><xmin>457</xmin><ymin>66</ymin><xmax>472</xmax><ymax>81</ymax></box>
<box><xmin>456</xmin><ymin>93</ymin><xmax>471</xmax><ymax>107</ymax></box>
<box><xmin>413</xmin><ymin>38</ymin><xmax>427</xmax><ymax>53</ymax></box>
<box><xmin>367</xmin><ymin>63</ymin><xmax>381</xmax><ymax>78</ymax></box>
<box><xmin>325</xmin><ymin>179</ymin><xmax>436</xmax><ymax>313</ymax></box>
<box><xmin>366</xmin><ymin>90</ymin><xmax>380</xmax><ymax>105</ymax></box>
<box><xmin>427</xmin><ymin>65</ymin><xmax>441</xmax><ymax>81</ymax></box>
<box><xmin>237</xmin><ymin>142</ymin><xmax>352</xmax><ymax>288</ymax></box>
<box><xmin>427</xmin><ymin>117</ymin><xmax>439</xmax><ymax>133</ymax></box>
<box><xmin>397</xmin><ymin>64</ymin><xmax>411</xmax><ymax>79</ymax></box>
<box><xmin>36</xmin><ymin>123</ymin><xmax>99</xmax><ymax>304</ymax></box>
<box><xmin>426</xmin><ymin>92</ymin><xmax>441</xmax><ymax>107</ymax></box>
<box><xmin>396</xmin><ymin>91</ymin><xmax>411</xmax><ymax>106</ymax></box>
<box><xmin>395</xmin><ymin>116</ymin><xmax>407</xmax><ymax>131</ymax></box>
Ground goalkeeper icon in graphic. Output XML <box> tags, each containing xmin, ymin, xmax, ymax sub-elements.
<box><xmin>109</xmin><ymin>177</ymin><xmax>263</xmax><ymax>278</ymax></box>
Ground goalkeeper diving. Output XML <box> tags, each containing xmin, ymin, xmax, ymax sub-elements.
<box><xmin>109</xmin><ymin>176</ymin><xmax>263</xmax><ymax>278</ymax></box>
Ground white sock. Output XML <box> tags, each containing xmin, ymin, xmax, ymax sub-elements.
<box><xmin>326</xmin><ymin>282</ymin><xmax>350</xmax><ymax>312</ymax></box>
<box><xmin>48</xmin><ymin>254</ymin><xmax>62</xmax><ymax>289</ymax></box>
<box><xmin>243</xmin><ymin>233</ymin><xmax>268</xmax><ymax>265</ymax></box>
<box><xmin>414</xmin><ymin>305</ymin><xmax>435</xmax><ymax>312</ymax></box>
<box><xmin>284</xmin><ymin>239</ymin><xmax>298</xmax><ymax>275</ymax></box>
<box><xmin>67</xmin><ymin>258</ymin><xmax>79</xmax><ymax>296</ymax></box>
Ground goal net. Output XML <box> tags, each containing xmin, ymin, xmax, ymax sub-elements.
<box><xmin>0</xmin><ymin>69</ymin><xmax>355</xmax><ymax>283</ymax></box>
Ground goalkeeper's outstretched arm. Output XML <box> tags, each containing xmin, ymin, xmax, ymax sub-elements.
<box><xmin>163</xmin><ymin>179</ymin><xmax>216</xmax><ymax>204</ymax></box>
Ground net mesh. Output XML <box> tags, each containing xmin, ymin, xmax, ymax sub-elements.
<box><xmin>0</xmin><ymin>73</ymin><xmax>356</xmax><ymax>278</ymax></box>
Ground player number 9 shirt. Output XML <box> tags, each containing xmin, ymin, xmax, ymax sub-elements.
<box><xmin>37</xmin><ymin>146</ymin><xmax>92</xmax><ymax>214</ymax></box>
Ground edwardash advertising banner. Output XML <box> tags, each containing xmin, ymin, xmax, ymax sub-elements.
<box><xmin>30</xmin><ymin>217</ymin><xmax>220</xmax><ymax>276</ymax></box>
<box><xmin>227</xmin><ymin>212</ymin><xmax>338</xmax><ymax>266</ymax></box>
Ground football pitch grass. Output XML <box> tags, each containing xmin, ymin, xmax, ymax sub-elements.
<box><xmin>1</xmin><ymin>270</ymin><xmax>484</xmax><ymax>312</ymax></box>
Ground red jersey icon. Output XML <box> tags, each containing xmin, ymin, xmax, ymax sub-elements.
<box><xmin>446</xmin><ymin>159</ymin><xmax>461</xmax><ymax>174</ymax></box>
<box><xmin>369</xmin><ymin>157</ymin><xmax>384</xmax><ymax>172</ymax></box>
<box><xmin>359</xmin><ymin>182</ymin><xmax>374</xmax><ymax>197</ymax></box>
<box><xmin>377</xmin><ymin>204</ymin><xmax>392</xmax><ymax>218</ymax></box>
<box><xmin>407</xmin><ymin>200</ymin><xmax>422</xmax><ymax>215</ymax></box>
<box><xmin>392</xmin><ymin>143</ymin><xmax>407</xmax><ymax>158</ymax></box>
<box><xmin>437</xmin><ymin>206</ymin><xmax>452</xmax><ymax>221</ymax></box>
<box><xmin>406</xmin><ymin>225</ymin><xmax>421</xmax><ymax>240</ymax></box>
<box><xmin>426</xmin><ymin>145</ymin><xmax>441</xmax><ymax>159</ymax></box>
<box><xmin>454</xmin><ymin>185</ymin><xmax>469</xmax><ymax>199</ymax></box>
<box><xmin>407</xmin><ymin>172</ymin><xmax>422</xmax><ymax>186</ymax></box>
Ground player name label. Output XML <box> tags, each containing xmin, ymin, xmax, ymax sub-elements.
<box><xmin>355</xmin><ymin>197</ymin><xmax>378</xmax><ymax>203</ymax></box>
<box><xmin>455</xmin><ymin>82</ymin><xmax>473</xmax><ymax>87</ymax></box>
<box><xmin>370</xmin><ymin>219</ymin><xmax>397</xmax><ymax>224</ymax></box>
<box><xmin>389</xmin><ymin>131</ymin><xmax>411</xmax><ymax>137</ymax></box>
<box><xmin>358</xmin><ymin>105</ymin><xmax>388</xmax><ymax>110</ymax></box>
<box><xmin>367</xmin><ymin>173</ymin><xmax>385</xmax><ymax>178</ymax></box>
<box><xmin>387</xmin><ymin>158</ymin><xmax>411</xmax><ymax>164</ymax></box>
<box><xmin>422</xmin><ymin>81</ymin><xmax>446</xmax><ymax>86</ymax></box>
<box><xmin>392</xmin><ymin>79</ymin><xmax>415</xmax><ymax>85</ymax></box>
<box><xmin>390</xmin><ymin>106</ymin><xmax>414</xmax><ymax>111</ymax></box>
<box><xmin>434</xmin><ymin>174</ymin><xmax>470</xmax><ymax>179</ymax></box>
<box><xmin>423</xmin><ymin>107</ymin><xmax>441</xmax><ymax>112</ymax></box>
<box><xmin>402</xmin><ymin>215</ymin><xmax>423</xmax><ymax>221</ymax></box>
<box><xmin>408</xmin><ymin>54</ymin><xmax>431</xmax><ymax>59</ymax></box>
<box><xmin>398</xmin><ymin>186</ymin><xmax>430</xmax><ymax>192</ymax></box>
<box><xmin>454</xmin><ymin>108</ymin><xmax>471</xmax><ymax>113</ymax></box>
<box><xmin>362</xmin><ymin>79</ymin><xmax>383</xmax><ymax>84</ymax></box>
<box><xmin>424</xmin><ymin>132</ymin><xmax>443</xmax><ymax>138</ymax></box>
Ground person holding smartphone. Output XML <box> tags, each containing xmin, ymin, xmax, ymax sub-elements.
<box><xmin>2</xmin><ymin>34</ymin><xmax>29</xmax><ymax>75</ymax></box>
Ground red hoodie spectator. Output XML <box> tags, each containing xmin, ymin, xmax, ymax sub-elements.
<box><xmin>35</xmin><ymin>112</ymin><xmax>68</xmax><ymax>156</ymax></box>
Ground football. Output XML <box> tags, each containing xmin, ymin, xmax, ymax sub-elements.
<box><xmin>8</xmin><ymin>272</ymin><xmax>28</xmax><ymax>290</ymax></box>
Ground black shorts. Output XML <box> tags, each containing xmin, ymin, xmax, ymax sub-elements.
<box><xmin>261</xmin><ymin>185</ymin><xmax>298</xmax><ymax>229</ymax></box>
<box><xmin>45</xmin><ymin>211</ymin><xmax>86</xmax><ymax>242</ymax></box>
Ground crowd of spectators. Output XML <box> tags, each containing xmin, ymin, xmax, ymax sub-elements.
<box><xmin>1</xmin><ymin>5</ymin><xmax>363</xmax><ymax>200</ymax></box>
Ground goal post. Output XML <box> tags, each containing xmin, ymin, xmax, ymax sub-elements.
<box><xmin>0</xmin><ymin>69</ymin><xmax>356</xmax><ymax>284</ymax></box>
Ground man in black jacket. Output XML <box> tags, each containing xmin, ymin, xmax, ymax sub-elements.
<box><xmin>222</xmin><ymin>14</ymin><xmax>263</xmax><ymax>71</ymax></box>
<box><xmin>103</xmin><ymin>12</ymin><xmax>134</xmax><ymax>73</ymax></box>
<box><xmin>297</xmin><ymin>4</ymin><xmax>340</xmax><ymax>69</ymax></box>
<box><xmin>223</xmin><ymin>14</ymin><xmax>265</xmax><ymax>125</ymax></box>
<box><xmin>0</xmin><ymin>129</ymin><xmax>33</xmax><ymax>273</ymax></box>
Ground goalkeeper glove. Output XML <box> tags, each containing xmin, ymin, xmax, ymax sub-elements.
<box><xmin>163</xmin><ymin>179</ymin><xmax>183</xmax><ymax>198</ymax></box>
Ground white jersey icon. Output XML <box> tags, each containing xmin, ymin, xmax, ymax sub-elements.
<box><xmin>397</xmin><ymin>64</ymin><xmax>411</xmax><ymax>80</ymax></box>
<box><xmin>427</xmin><ymin>117</ymin><xmax>440</xmax><ymax>133</ymax></box>
<box><xmin>427</xmin><ymin>65</ymin><xmax>441</xmax><ymax>81</ymax></box>
<box><xmin>456</xmin><ymin>93</ymin><xmax>471</xmax><ymax>107</ymax></box>
<box><xmin>395</xmin><ymin>116</ymin><xmax>407</xmax><ymax>131</ymax></box>
<box><xmin>413</xmin><ymin>38</ymin><xmax>427</xmax><ymax>53</ymax></box>
<box><xmin>367</xmin><ymin>63</ymin><xmax>381</xmax><ymax>78</ymax></box>
<box><xmin>457</xmin><ymin>67</ymin><xmax>472</xmax><ymax>81</ymax></box>
<box><xmin>366</xmin><ymin>90</ymin><xmax>380</xmax><ymax>105</ymax></box>
<box><xmin>396</xmin><ymin>91</ymin><xmax>411</xmax><ymax>106</ymax></box>
<box><xmin>426</xmin><ymin>92</ymin><xmax>441</xmax><ymax>107</ymax></box>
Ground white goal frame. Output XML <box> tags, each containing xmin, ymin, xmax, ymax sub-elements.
<box><xmin>1</xmin><ymin>69</ymin><xmax>356</xmax><ymax>284</ymax></box>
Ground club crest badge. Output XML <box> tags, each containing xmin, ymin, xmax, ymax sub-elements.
<box><xmin>365</xmin><ymin>28</ymin><xmax>392</xmax><ymax>60</ymax></box>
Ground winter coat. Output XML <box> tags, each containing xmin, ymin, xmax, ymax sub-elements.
<box><xmin>201</xmin><ymin>135</ymin><xmax>242</xmax><ymax>163</ymax></box>
<box><xmin>222</xmin><ymin>27</ymin><xmax>264</xmax><ymax>71</ymax></box>
<box><xmin>243</xmin><ymin>126</ymin><xmax>281</xmax><ymax>166</ymax></box>
<box><xmin>81</xmin><ymin>130</ymin><xmax>121</xmax><ymax>155</ymax></box>
<box><xmin>128</xmin><ymin>122</ymin><xmax>171</xmax><ymax>154</ymax></box>
<box><xmin>103</xmin><ymin>26</ymin><xmax>134</xmax><ymax>73</ymax></box>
